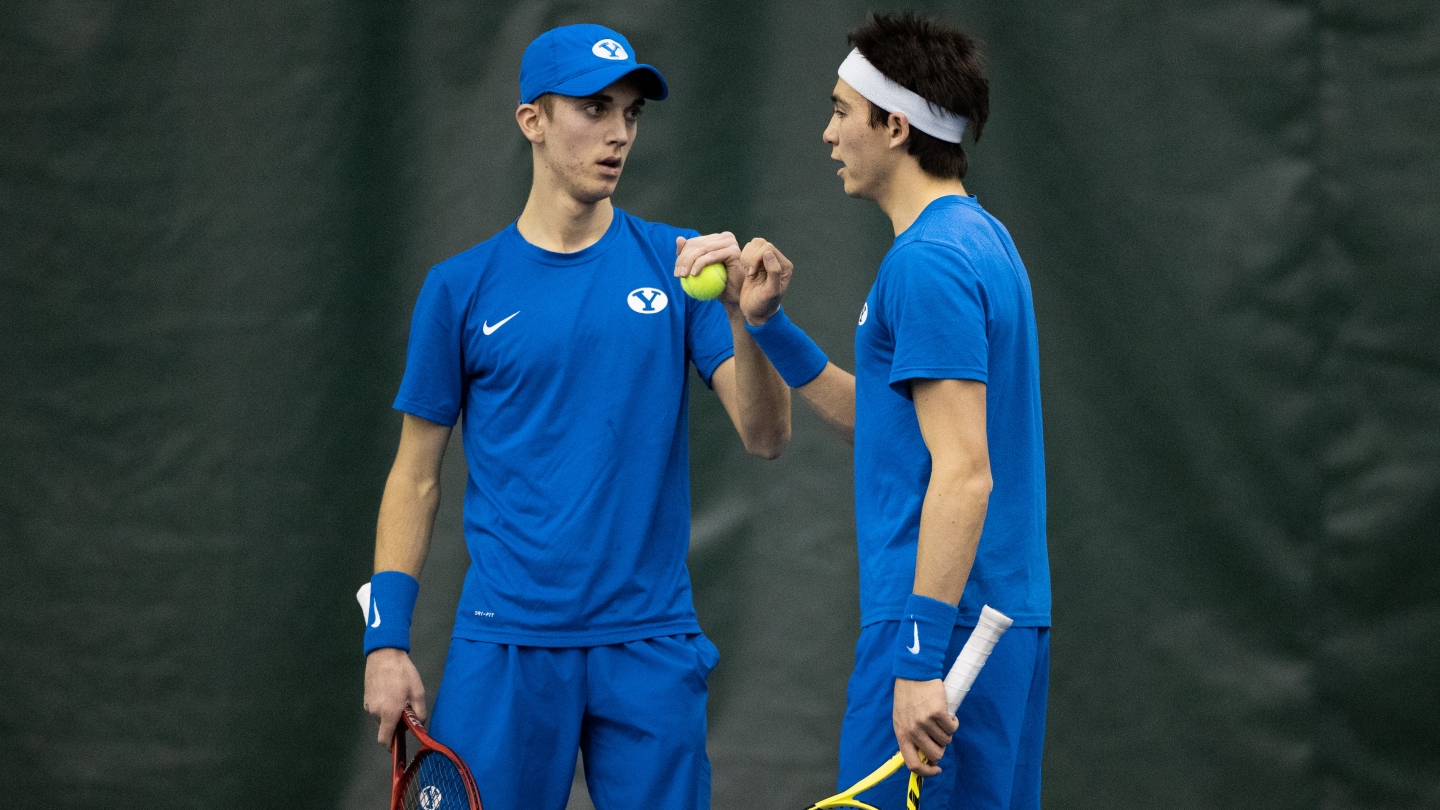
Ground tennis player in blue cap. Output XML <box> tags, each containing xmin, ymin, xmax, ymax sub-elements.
<box><xmin>359</xmin><ymin>23</ymin><xmax>791</xmax><ymax>810</ymax></box>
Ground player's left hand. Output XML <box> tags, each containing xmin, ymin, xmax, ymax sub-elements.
<box><xmin>674</xmin><ymin>233</ymin><xmax>743</xmax><ymax>305</ymax></box>
<box><xmin>893</xmin><ymin>677</ymin><xmax>957</xmax><ymax>777</ymax></box>
<box><xmin>737</xmin><ymin>238</ymin><xmax>793</xmax><ymax>325</ymax></box>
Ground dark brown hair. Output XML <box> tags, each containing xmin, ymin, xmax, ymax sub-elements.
<box><xmin>848</xmin><ymin>12</ymin><xmax>989</xmax><ymax>180</ymax></box>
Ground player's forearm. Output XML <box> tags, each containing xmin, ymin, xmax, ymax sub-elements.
<box><xmin>373</xmin><ymin>470</ymin><xmax>442</xmax><ymax>577</ymax></box>
<box><xmin>798</xmin><ymin>363</ymin><xmax>856</xmax><ymax>444</ymax></box>
<box><xmin>726</xmin><ymin>307</ymin><xmax>792</xmax><ymax>459</ymax></box>
<box><xmin>911</xmin><ymin>461</ymin><xmax>991</xmax><ymax>604</ymax></box>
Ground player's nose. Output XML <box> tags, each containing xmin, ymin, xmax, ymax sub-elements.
<box><xmin>606</xmin><ymin>113</ymin><xmax>631</xmax><ymax>145</ymax></box>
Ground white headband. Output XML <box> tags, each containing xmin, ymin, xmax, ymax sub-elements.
<box><xmin>837</xmin><ymin>48</ymin><xmax>968</xmax><ymax>144</ymax></box>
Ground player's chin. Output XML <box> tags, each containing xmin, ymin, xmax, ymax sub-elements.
<box><xmin>578</xmin><ymin>178</ymin><xmax>619</xmax><ymax>203</ymax></box>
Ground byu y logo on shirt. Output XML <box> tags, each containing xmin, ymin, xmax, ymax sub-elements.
<box><xmin>628</xmin><ymin>287</ymin><xmax>668</xmax><ymax>313</ymax></box>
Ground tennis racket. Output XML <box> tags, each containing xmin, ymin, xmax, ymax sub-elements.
<box><xmin>803</xmin><ymin>605</ymin><xmax>1013</xmax><ymax>810</ymax></box>
<box><xmin>390</xmin><ymin>706</ymin><xmax>483</xmax><ymax>810</ymax></box>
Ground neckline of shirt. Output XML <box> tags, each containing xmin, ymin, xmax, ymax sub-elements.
<box><xmin>897</xmin><ymin>194</ymin><xmax>980</xmax><ymax>240</ymax></box>
<box><xmin>505</xmin><ymin>207</ymin><xmax>626</xmax><ymax>267</ymax></box>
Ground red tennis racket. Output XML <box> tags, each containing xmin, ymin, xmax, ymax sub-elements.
<box><xmin>390</xmin><ymin>707</ymin><xmax>483</xmax><ymax>810</ymax></box>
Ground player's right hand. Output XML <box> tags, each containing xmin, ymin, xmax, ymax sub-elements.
<box><xmin>738</xmin><ymin>238</ymin><xmax>793</xmax><ymax>326</ymax></box>
<box><xmin>365</xmin><ymin>647</ymin><xmax>427</xmax><ymax>744</ymax></box>
<box><xmin>674</xmin><ymin>232</ymin><xmax>744</xmax><ymax>305</ymax></box>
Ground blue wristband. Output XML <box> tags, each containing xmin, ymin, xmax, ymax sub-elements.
<box><xmin>892</xmin><ymin>594</ymin><xmax>959</xmax><ymax>681</ymax></box>
<box><xmin>362</xmin><ymin>570</ymin><xmax>420</xmax><ymax>656</ymax></box>
<box><xmin>744</xmin><ymin>306</ymin><xmax>828</xmax><ymax>388</ymax></box>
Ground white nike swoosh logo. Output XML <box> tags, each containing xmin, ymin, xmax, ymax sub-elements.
<box><xmin>482</xmin><ymin>311</ymin><xmax>520</xmax><ymax>335</ymax></box>
<box><xmin>370</xmin><ymin>600</ymin><xmax>382</xmax><ymax>628</ymax></box>
<box><xmin>907</xmin><ymin>621</ymin><xmax>921</xmax><ymax>654</ymax></box>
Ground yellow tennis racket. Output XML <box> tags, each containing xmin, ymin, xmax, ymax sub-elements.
<box><xmin>803</xmin><ymin>606</ymin><xmax>1013</xmax><ymax>810</ymax></box>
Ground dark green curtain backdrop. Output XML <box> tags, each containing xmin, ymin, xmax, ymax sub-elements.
<box><xmin>2</xmin><ymin>1</ymin><xmax>1436</xmax><ymax>809</ymax></box>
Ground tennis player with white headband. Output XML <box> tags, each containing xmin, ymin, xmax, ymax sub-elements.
<box><xmin>735</xmin><ymin>12</ymin><xmax>1052</xmax><ymax>810</ymax></box>
<box><xmin>836</xmin><ymin>48</ymin><xmax>969</xmax><ymax>144</ymax></box>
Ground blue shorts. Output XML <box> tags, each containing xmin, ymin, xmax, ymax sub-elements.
<box><xmin>428</xmin><ymin>633</ymin><xmax>721</xmax><ymax>810</ymax></box>
<box><xmin>838</xmin><ymin>622</ymin><xmax>1049</xmax><ymax>810</ymax></box>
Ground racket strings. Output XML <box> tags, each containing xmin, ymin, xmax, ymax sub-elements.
<box><xmin>400</xmin><ymin>750</ymin><xmax>471</xmax><ymax>810</ymax></box>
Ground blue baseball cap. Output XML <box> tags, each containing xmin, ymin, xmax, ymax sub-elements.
<box><xmin>519</xmin><ymin>24</ymin><xmax>668</xmax><ymax>104</ymax></box>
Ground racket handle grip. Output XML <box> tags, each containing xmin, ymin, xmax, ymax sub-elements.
<box><xmin>943</xmin><ymin>605</ymin><xmax>1013</xmax><ymax>715</ymax></box>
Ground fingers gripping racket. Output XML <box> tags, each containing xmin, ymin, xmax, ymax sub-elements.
<box><xmin>803</xmin><ymin>605</ymin><xmax>1013</xmax><ymax>810</ymax></box>
<box><xmin>391</xmin><ymin>707</ymin><xmax>483</xmax><ymax>810</ymax></box>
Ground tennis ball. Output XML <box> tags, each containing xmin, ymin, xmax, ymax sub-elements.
<box><xmin>681</xmin><ymin>262</ymin><xmax>727</xmax><ymax>301</ymax></box>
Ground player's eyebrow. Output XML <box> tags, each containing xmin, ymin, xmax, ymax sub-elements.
<box><xmin>831</xmin><ymin>94</ymin><xmax>848</xmax><ymax>110</ymax></box>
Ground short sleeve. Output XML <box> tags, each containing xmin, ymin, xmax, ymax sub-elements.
<box><xmin>665</xmin><ymin>226</ymin><xmax>734</xmax><ymax>387</ymax></box>
<box><xmin>686</xmin><ymin>295</ymin><xmax>735</xmax><ymax>387</ymax></box>
<box><xmin>881</xmin><ymin>241</ymin><xmax>988</xmax><ymax>397</ymax></box>
<box><xmin>392</xmin><ymin>267</ymin><xmax>466</xmax><ymax>426</ymax></box>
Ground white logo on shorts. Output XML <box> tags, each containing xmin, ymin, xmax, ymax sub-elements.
<box><xmin>592</xmin><ymin>39</ymin><xmax>627</xmax><ymax>60</ymax></box>
<box><xmin>419</xmin><ymin>785</ymin><xmax>443</xmax><ymax>810</ymax></box>
<box><xmin>628</xmin><ymin>287</ymin><xmax>669</xmax><ymax>313</ymax></box>
<box><xmin>858</xmin><ymin>302</ymin><xmax>869</xmax><ymax>326</ymax></box>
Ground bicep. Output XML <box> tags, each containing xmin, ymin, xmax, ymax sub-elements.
<box><xmin>912</xmin><ymin>378</ymin><xmax>988</xmax><ymax>473</ymax></box>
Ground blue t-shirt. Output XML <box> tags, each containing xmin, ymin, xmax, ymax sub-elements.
<box><xmin>853</xmin><ymin>195</ymin><xmax>1051</xmax><ymax>628</ymax></box>
<box><xmin>394</xmin><ymin>208</ymin><xmax>735</xmax><ymax>646</ymax></box>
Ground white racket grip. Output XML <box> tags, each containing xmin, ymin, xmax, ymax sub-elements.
<box><xmin>356</xmin><ymin>581</ymin><xmax>372</xmax><ymax>622</ymax></box>
<box><xmin>942</xmin><ymin>605</ymin><xmax>1013</xmax><ymax>715</ymax></box>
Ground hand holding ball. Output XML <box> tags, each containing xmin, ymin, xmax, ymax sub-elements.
<box><xmin>681</xmin><ymin>262</ymin><xmax>728</xmax><ymax>301</ymax></box>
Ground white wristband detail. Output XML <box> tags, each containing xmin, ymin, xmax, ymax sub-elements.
<box><xmin>837</xmin><ymin>48</ymin><xmax>968</xmax><ymax>144</ymax></box>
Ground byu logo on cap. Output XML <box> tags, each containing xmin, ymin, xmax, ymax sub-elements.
<box><xmin>592</xmin><ymin>39</ymin><xmax>627</xmax><ymax>60</ymax></box>
<box><xmin>628</xmin><ymin>287</ymin><xmax>668</xmax><ymax>313</ymax></box>
<box><xmin>520</xmin><ymin>25</ymin><xmax>669</xmax><ymax>104</ymax></box>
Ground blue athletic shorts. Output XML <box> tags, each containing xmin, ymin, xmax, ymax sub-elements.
<box><xmin>837</xmin><ymin>621</ymin><xmax>1049</xmax><ymax>810</ymax></box>
<box><xmin>428</xmin><ymin>633</ymin><xmax>721</xmax><ymax>810</ymax></box>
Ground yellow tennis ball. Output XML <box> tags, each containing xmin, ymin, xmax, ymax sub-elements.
<box><xmin>681</xmin><ymin>262</ymin><xmax>727</xmax><ymax>300</ymax></box>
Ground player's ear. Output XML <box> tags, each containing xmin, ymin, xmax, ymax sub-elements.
<box><xmin>516</xmin><ymin>102</ymin><xmax>546</xmax><ymax>144</ymax></box>
<box><xmin>887</xmin><ymin>111</ymin><xmax>912</xmax><ymax>150</ymax></box>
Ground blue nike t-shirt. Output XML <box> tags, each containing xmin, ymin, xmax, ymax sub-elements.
<box><xmin>394</xmin><ymin>208</ymin><xmax>735</xmax><ymax>646</ymax></box>
<box><xmin>854</xmin><ymin>195</ymin><xmax>1051</xmax><ymax>628</ymax></box>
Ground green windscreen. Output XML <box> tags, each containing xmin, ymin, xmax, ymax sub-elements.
<box><xmin>2</xmin><ymin>2</ymin><xmax>1436</xmax><ymax>808</ymax></box>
